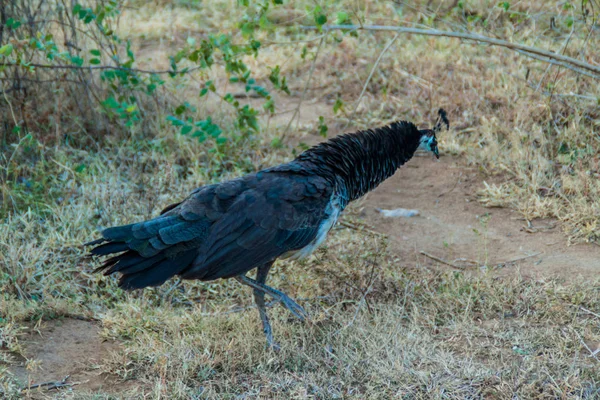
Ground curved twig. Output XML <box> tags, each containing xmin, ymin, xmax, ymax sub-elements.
<box><xmin>301</xmin><ymin>24</ymin><xmax>600</xmax><ymax>78</ymax></box>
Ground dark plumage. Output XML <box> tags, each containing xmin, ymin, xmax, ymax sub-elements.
<box><xmin>87</xmin><ymin>109</ymin><xmax>449</xmax><ymax>347</ymax></box>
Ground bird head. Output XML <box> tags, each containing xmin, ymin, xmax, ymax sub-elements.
<box><xmin>418</xmin><ymin>130</ymin><xmax>440</xmax><ymax>159</ymax></box>
<box><xmin>418</xmin><ymin>108</ymin><xmax>449</xmax><ymax>159</ymax></box>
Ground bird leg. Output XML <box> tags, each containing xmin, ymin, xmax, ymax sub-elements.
<box><xmin>236</xmin><ymin>271</ymin><xmax>308</xmax><ymax>323</ymax></box>
<box><xmin>252</xmin><ymin>263</ymin><xmax>276</xmax><ymax>349</ymax></box>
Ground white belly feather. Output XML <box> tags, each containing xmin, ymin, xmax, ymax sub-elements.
<box><xmin>288</xmin><ymin>199</ymin><xmax>342</xmax><ymax>261</ymax></box>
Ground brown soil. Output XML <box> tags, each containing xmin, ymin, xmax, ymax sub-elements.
<box><xmin>360</xmin><ymin>154</ymin><xmax>599</xmax><ymax>278</ymax></box>
<box><xmin>8</xmin><ymin>319</ymin><xmax>124</xmax><ymax>398</ymax></box>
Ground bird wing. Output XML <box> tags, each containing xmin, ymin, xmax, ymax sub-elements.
<box><xmin>89</xmin><ymin>170</ymin><xmax>334</xmax><ymax>288</ymax></box>
<box><xmin>181</xmin><ymin>171</ymin><xmax>334</xmax><ymax>280</ymax></box>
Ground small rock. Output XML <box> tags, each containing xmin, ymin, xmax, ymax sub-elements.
<box><xmin>376</xmin><ymin>208</ymin><xmax>420</xmax><ymax>218</ymax></box>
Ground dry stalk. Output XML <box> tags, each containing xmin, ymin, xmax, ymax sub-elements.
<box><xmin>302</xmin><ymin>24</ymin><xmax>600</xmax><ymax>78</ymax></box>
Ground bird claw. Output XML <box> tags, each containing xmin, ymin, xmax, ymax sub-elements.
<box><xmin>278</xmin><ymin>293</ymin><xmax>308</xmax><ymax>321</ymax></box>
<box><xmin>267</xmin><ymin>339</ymin><xmax>281</xmax><ymax>351</ymax></box>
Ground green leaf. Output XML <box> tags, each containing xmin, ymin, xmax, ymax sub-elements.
<box><xmin>271</xmin><ymin>137</ymin><xmax>283</xmax><ymax>148</ymax></box>
<box><xmin>181</xmin><ymin>125</ymin><xmax>192</xmax><ymax>135</ymax></box>
<box><xmin>7</xmin><ymin>18</ymin><xmax>22</xmax><ymax>30</ymax></box>
<box><xmin>318</xmin><ymin>116</ymin><xmax>328</xmax><ymax>137</ymax></box>
<box><xmin>240</xmin><ymin>22</ymin><xmax>256</xmax><ymax>37</ymax></box>
<box><xmin>90</xmin><ymin>49</ymin><xmax>101</xmax><ymax>56</ymax></box>
<box><xmin>252</xmin><ymin>85</ymin><xmax>269</xmax><ymax>98</ymax></box>
<box><xmin>335</xmin><ymin>12</ymin><xmax>349</xmax><ymax>25</ymax></box>
<box><xmin>263</xmin><ymin>99</ymin><xmax>275</xmax><ymax>113</ymax></box>
<box><xmin>89</xmin><ymin>58</ymin><xmax>101</xmax><ymax>65</ymax></box>
<box><xmin>0</xmin><ymin>44</ymin><xmax>13</xmax><ymax>56</ymax></box>
<box><xmin>188</xmin><ymin>50</ymin><xmax>199</xmax><ymax>62</ymax></box>
<box><xmin>498</xmin><ymin>2</ymin><xmax>510</xmax><ymax>11</ymax></box>
<box><xmin>333</xmin><ymin>98</ymin><xmax>344</xmax><ymax>114</ymax></box>
<box><xmin>223</xmin><ymin>93</ymin><xmax>235</xmax><ymax>103</ymax></box>
<box><xmin>192</xmin><ymin>130</ymin><xmax>206</xmax><ymax>141</ymax></box>
<box><xmin>102</xmin><ymin>70</ymin><xmax>115</xmax><ymax>80</ymax></box>
<box><xmin>102</xmin><ymin>96</ymin><xmax>119</xmax><ymax>109</ymax></box>
<box><xmin>315</xmin><ymin>13</ymin><xmax>327</xmax><ymax>26</ymax></box>
<box><xmin>200</xmin><ymin>88</ymin><xmax>209</xmax><ymax>97</ymax></box>
<box><xmin>126</xmin><ymin>40</ymin><xmax>134</xmax><ymax>60</ymax></box>
<box><xmin>167</xmin><ymin>115</ymin><xmax>185</xmax><ymax>126</ymax></box>
<box><xmin>566</xmin><ymin>16</ymin><xmax>574</xmax><ymax>27</ymax></box>
<box><xmin>70</xmin><ymin>55</ymin><xmax>84</xmax><ymax>66</ymax></box>
<box><xmin>175</xmin><ymin>105</ymin><xmax>187</xmax><ymax>115</ymax></box>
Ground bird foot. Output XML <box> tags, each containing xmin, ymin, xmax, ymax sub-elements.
<box><xmin>266</xmin><ymin>339</ymin><xmax>281</xmax><ymax>351</ymax></box>
<box><xmin>236</xmin><ymin>274</ymin><xmax>309</xmax><ymax>321</ymax></box>
<box><xmin>277</xmin><ymin>292</ymin><xmax>308</xmax><ymax>321</ymax></box>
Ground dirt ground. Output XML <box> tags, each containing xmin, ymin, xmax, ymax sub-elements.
<box><xmin>365</xmin><ymin>154</ymin><xmax>599</xmax><ymax>278</ymax></box>
<box><xmin>9</xmin><ymin>319</ymin><xmax>122</xmax><ymax>397</ymax></box>
<box><xmin>9</xmin><ymin>147</ymin><xmax>599</xmax><ymax>397</ymax></box>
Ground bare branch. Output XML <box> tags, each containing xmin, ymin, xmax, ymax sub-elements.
<box><xmin>515</xmin><ymin>50</ymin><xmax>598</xmax><ymax>79</ymax></box>
<box><xmin>1</xmin><ymin>62</ymin><xmax>203</xmax><ymax>75</ymax></box>
<box><xmin>301</xmin><ymin>25</ymin><xmax>600</xmax><ymax>79</ymax></box>
<box><xmin>420</xmin><ymin>251</ymin><xmax>465</xmax><ymax>269</ymax></box>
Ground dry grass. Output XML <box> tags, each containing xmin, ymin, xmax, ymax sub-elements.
<box><xmin>1</xmin><ymin>0</ymin><xmax>600</xmax><ymax>398</ymax></box>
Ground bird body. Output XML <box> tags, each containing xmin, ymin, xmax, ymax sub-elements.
<box><xmin>87</xmin><ymin>110</ymin><xmax>448</xmax><ymax>347</ymax></box>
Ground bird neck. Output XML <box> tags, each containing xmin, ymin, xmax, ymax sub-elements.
<box><xmin>295</xmin><ymin>121</ymin><xmax>423</xmax><ymax>202</ymax></box>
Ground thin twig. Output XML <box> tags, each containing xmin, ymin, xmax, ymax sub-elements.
<box><xmin>515</xmin><ymin>50</ymin><xmax>598</xmax><ymax>80</ymax></box>
<box><xmin>345</xmin><ymin>33</ymin><xmax>399</xmax><ymax>129</ymax></box>
<box><xmin>580</xmin><ymin>306</ymin><xmax>600</xmax><ymax>320</ymax></box>
<box><xmin>2</xmin><ymin>85</ymin><xmax>18</xmax><ymax>126</ymax></box>
<box><xmin>493</xmin><ymin>252</ymin><xmax>541</xmax><ymax>267</ymax></box>
<box><xmin>535</xmin><ymin>4</ymin><xmax>576</xmax><ymax>92</ymax></box>
<box><xmin>573</xmin><ymin>329</ymin><xmax>600</xmax><ymax>362</ymax></box>
<box><xmin>332</xmin><ymin>266</ymin><xmax>379</xmax><ymax>336</ymax></box>
<box><xmin>262</xmin><ymin>34</ymin><xmax>327</xmax><ymax>46</ymax></box>
<box><xmin>301</xmin><ymin>25</ymin><xmax>600</xmax><ymax>78</ymax></box>
<box><xmin>338</xmin><ymin>220</ymin><xmax>387</xmax><ymax>237</ymax></box>
<box><xmin>2</xmin><ymin>62</ymin><xmax>203</xmax><ymax>75</ymax></box>
<box><xmin>437</xmin><ymin>172</ymin><xmax>462</xmax><ymax>198</ymax></box>
<box><xmin>23</xmin><ymin>375</ymin><xmax>73</xmax><ymax>391</ymax></box>
<box><xmin>282</xmin><ymin>33</ymin><xmax>327</xmax><ymax>138</ymax></box>
<box><xmin>420</xmin><ymin>251</ymin><xmax>465</xmax><ymax>269</ymax></box>
<box><xmin>506</xmin><ymin>71</ymin><xmax>598</xmax><ymax>101</ymax></box>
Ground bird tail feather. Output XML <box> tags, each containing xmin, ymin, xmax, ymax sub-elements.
<box><xmin>87</xmin><ymin>216</ymin><xmax>199</xmax><ymax>290</ymax></box>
